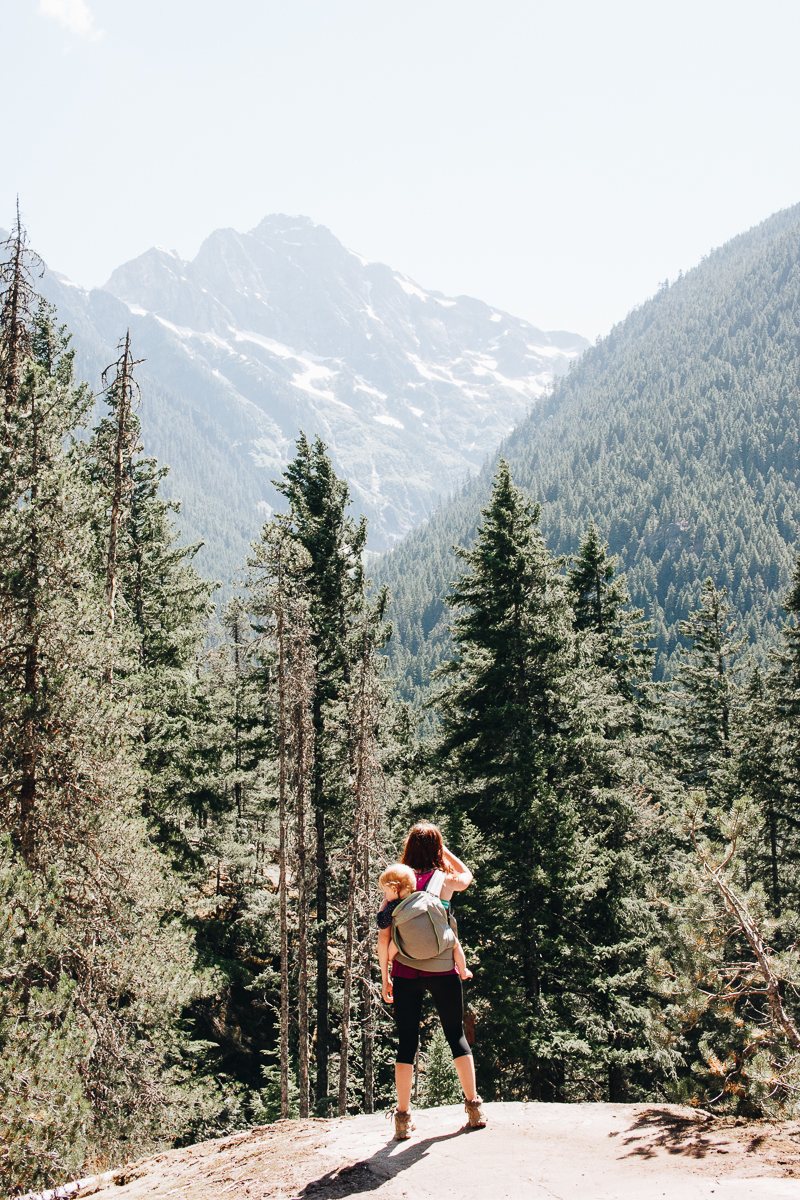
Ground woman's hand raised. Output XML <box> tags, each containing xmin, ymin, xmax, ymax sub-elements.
<box><xmin>441</xmin><ymin>844</ymin><xmax>473</xmax><ymax>891</ymax></box>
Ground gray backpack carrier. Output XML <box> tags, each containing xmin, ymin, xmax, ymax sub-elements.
<box><xmin>391</xmin><ymin>869</ymin><xmax>457</xmax><ymax>973</ymax></box>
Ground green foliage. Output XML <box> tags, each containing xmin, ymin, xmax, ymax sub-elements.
<box><xmin>671</xmin><ymin>580</ymin><xmax>744</xmax><ymax>790</ymax></box>
<box><xmin>651</xmin><ymin>793</ymin><xmax>800</xmax><ymax>1118</ymax></box>
<box><xmin>434</xmin><ymin>462</ymin><xmax>666</xmax><ymax>1101</ymax></box>
<box><xmin>0</xmin><ymin>852</ymin><xmax>89</xmax><ymax>1188</ymax></box>
<box><xmin>13</xmin><ymin>202</ymin><xmax>800</xmax><ymax>1192</ymax></box>
<box><xmin>377</xmin><ymin>202</ymin><xmax>800</xmax><ymax>700</ymax></box>
<box><xmin>421</xmin><ymin>1027</ymin><xmax>462</xmax><ymax>1107</ymax></box>
<box><xmin>0</xmin><ymin>266</ymin><xmax>217</xmax><ymax>1187</ymax></box>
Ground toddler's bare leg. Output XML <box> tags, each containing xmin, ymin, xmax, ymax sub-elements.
<box><xmin>454</xmin><ymin>939</ymin><xmax>473</xmax><ymax>981</ymax></box>
<box><xmin>388</xmin><ymin>941</ymin><xmax>398</xmax><ymax>962</ymax></box>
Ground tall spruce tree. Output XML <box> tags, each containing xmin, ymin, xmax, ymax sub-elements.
<box><xmin>568</xmin><ymin>521</ymin><xmax>655</xmax><ymax>726</ymax></box>
<box><xmin>738</xmin><ymin>556</ymin><xmax>800</xmax><ymax>917</ymax></box>
<box><xmin>274</xmin><ymin>434</ymin><xmax>367</xmax><ymax>1111</ymax></box>
<box><xmin>0</xmin><ymin>203</ymin><xmax>40</xmax><ymax>416</ymax></box>
<box><xmin>87</xmin><ymin>373</ymin><xmax>217</xmax><ymax>831</ymax></box>
<box><xmin>736</xmin><ymin>668</ymin><xmax>787</xmax><ymax>915</ymax></box>
<box><xmin>671</xmin><ymin>579</ymin><xmax>744</xmax><ymax>791</ymax></box>
<box><xmin>436</xmin><ymin>461</ymin><xmax>662</xmax><ymax>1101</ymax></box>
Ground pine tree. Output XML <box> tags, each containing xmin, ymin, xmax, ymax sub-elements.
<box><xmin>436</xmin><ymin>460</ymin><xmax>661</xmax><ymax>1101</ymax></box>
<box><xmin>739</xmin><ymin>557</ymin><xmax>800</xmax><ymax>916</ymax></box>
<box><xmin>421</xmin><ymin>1026</ymin><xmax>462</xmax><ymax>1106</ymax></box>
<box><xmin>737</xmin><ymin>668</ymin><xmax>786</xmax><ymax>915</ymax></box>
<box><xmin>93</xmin><ymin>332</ymin><xmax>144</xmax><ymax>626</ymax></box>
<box><xmin>651</xmin><ymin>791</ymin><xmax>800</xmax><ymax>1117</ymax></box>
<box><xmin>671</xmin><ymin>579</ymin><xmax>744</xmax><ymax>790</ymax></box>
<box><xmin>568</xmin><ymin>521</ymin><xmax>655</xmax><ymax>725</ymax></box>
<box><xmin>0</xmin><ymin>203</ymin><xmax>40</xmax><ymax>415</ymax></box>
<box><xmin>274</xmin><ymin>433</ymin><xmax>367</xmax><ymax>1112</ymax></box>
<box><xmin>0</xmin><ymin>245</ymin><xmax>209</xmax><ymax>1188</ymax></box>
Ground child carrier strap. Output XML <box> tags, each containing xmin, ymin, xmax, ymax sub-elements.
<box><xmin>425</xmin><ymin>869</ymin><xmax>446</xmax><ymax>898</ymax></box>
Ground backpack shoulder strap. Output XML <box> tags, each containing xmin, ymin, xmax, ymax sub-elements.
<box><xmin>425</xmin><ymin>869</ymin><xmax>446</xmax><ymax>898</ymax></box>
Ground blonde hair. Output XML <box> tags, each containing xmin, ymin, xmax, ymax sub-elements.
<box><xmin>379</xmin><ymin>863</ymin><xmax>416</xmax><ymax>899</ymax></box>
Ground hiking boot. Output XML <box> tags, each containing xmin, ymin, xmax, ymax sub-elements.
<box><xmin>392</xmin><ymin>1109</ymin><xmax>415</xmax><ymax>1140</ymax></box>
<box><xmin>464</xmin><ymin>1095</ymin><xmax>487</xmax><ymax>1128</ymax></box>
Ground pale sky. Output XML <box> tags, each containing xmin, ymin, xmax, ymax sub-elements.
<box><xmin>4</xmin><ymin>0</ymin><xmax>800</xmax><ymax>340</ymax></box>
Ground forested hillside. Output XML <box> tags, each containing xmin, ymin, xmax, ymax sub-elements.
<box><xmin>378</xmin><ymin>201</ymin><xmax>800</xmax><ymax>699</ymax></box>
<box><xmin>10</xmin><ymin>203</ymin><xmax>800</xmax><ymax>1197</ymax></box>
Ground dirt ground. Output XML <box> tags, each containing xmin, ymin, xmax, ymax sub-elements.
<box><xmin>28</xmin><ymin>1103</ymin><xmax>800</xmax><ymax>1200</ymax></box>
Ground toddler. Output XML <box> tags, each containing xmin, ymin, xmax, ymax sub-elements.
<box><xmin>377</xmin><ymin>863</ymin><xmax>473</xmax><ymax>981</ymax></box>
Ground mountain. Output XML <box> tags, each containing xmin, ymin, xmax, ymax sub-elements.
<box><xmin>30</xmin><ymin>216</ymin><xmax>587</xmax><ymax>578</ymax></box>
<box><xmin>375</xmin><ymin>202</ymin><xmax>800</xmax><ymax>701</ymax></box>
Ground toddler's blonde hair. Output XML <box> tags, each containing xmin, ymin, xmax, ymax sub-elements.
<box><xmin>379</xmin><ymin>863</ymin><xmax>416</xmax><ymax>899</ymax></box>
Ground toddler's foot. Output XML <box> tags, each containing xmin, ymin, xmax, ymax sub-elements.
<box><xmin>459</xmin><ymin>968</ymin><xmax>473</xmax><ymax>980</ymax></box>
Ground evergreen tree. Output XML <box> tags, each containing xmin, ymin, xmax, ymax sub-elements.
<box><xmin>92</xmin><ymin>332</ymin><xmax>144</xmax><ymax>625</ymax></box>
<box><xmin>568</xmin><ymin>521</ymin><xmax>655</xmax><ymax>725</ymax></box>
<box><xmin>274</xmin><ymin>433</ymin><xmax>367</xmax><ymax>1112</ymax></box>
<box><xmin>436</xmin><ymin>461</ymin><xmax>661</xmax><ymax>1101</ymax></box>
<box><xmin>671</xmin><ymin>579</ymin><xmax>744</xmax><ymax>791</ymax></box>
<box><xmin>0</xmin><ymin>250</ymin><xmax>209</xmax><ymax>1188</ymax></box>
<box><xmin>737</xmin><ymin>668</ymin><xmax>787</xmax><ymax>915</ymax></box>
<box><xmin>421</xmin><ymin>1026</ymin><xmax>462</xmax><ymax>1106</ymax></box>
<box><xmin>739</xmin><ymin>556</ymin><xmax>800</xmax><ymax>917</ymax></box>
<box><xmin>651</xmin><ymin>791</ymin><xmax>800</xmax><ymax>1117</ymax></box>
<box><xmin>338</xmin><ymin>589</ymin><xmax>389</xmax><ymax>1115</ymax></box>
<box><xmin>0</xmin><ymin>203</ymin><xmax>40</xmax><ymax>415</ymax></box>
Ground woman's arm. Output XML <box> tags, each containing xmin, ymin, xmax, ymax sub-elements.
<box><xmin>442</xmin><ymin>844</ymin><xmax>473</xmax><ymax>892</ymax></box>
<box><xmin>377</xmin><ymin>925</ymin><xmax>393</xmax><ymax>1003</ymax></box>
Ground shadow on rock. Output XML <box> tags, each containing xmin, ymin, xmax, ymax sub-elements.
<box><xmin>299</xmin><ymin>1125</ymin><xmax>474</xmax><ymax>1198</ymax></box>
<box><xmin>619</xmin><ymin>1108</ymin><xmax>717</xmax><ymax>1161</ymax></box>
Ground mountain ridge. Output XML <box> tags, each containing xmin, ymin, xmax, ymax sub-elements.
<box><xmin>22</xmin><ymin>214</ymin><xmax>586</xmax><ymax>578</ymax></box>
<box><xmin>375</xmin><ymin>200</ymin><xmax>800</xmax><ymax>699</ymax></box>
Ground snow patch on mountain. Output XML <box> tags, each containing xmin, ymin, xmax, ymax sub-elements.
<box><xmin>38</xmin><ymin>214</ymin><xmax>587</xmax><ymax>574</ymax></box>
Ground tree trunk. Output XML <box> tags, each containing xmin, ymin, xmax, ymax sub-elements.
<box><xmin>360</xmin><ymin>839</ymin><xmax>374</xmax><ymax>1114</ymax></box>
<box><xmin>19</xmin><ymin>408</ymin><xmax>40</xmax><ymax>863</ymax></box>
<box><xmin>339</xmin><ymin>621</ymin><xmax>377</xmax><ymax>1115</ymax></box>
<box><xmin>277</xmin><ymin>598</ymin><xmax>289</xmax><ymax>1120</ymax></box>
<box><xmin>768</xmin><ymin>795</ymin><xmax>780</xmax><ymax>917</ymax></box>
<box><xmin>702</xmin><ymin>846</ymin><xmax>800</xmax><ymax>1053</ymax></box>
<box><xmin>338</xmin><ymin>832</ymin><xmax>359</xmax><ymax>1116</ymax></box>
<box><xmin>105</xmin><ymin>332</ymin><xmax>133</xmax><ymax>627</ymax></box>
<box><xmin>608</xmin><ymin>1060</ymin><xmax>626</xmax><ymax>1102</ymax></box>
<box><xmin>338</xmin><ymin>758</ymin><xmax>362</xmax><ymax>1110</ymax></box>
<box><xmin>315</xmin><ymin>797</ymin><xmax>328</xmax><ymax>1113</ymax></box>
<box><xmin>297</xmin><ymin>714</ymin><xmax>310</xmax><ymax>1119</ymax></box>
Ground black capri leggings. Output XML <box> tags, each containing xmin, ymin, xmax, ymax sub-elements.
<box><xmin>393</xmin><ymin>973</ymin><xmax>471</xmax><ymax>1065</ymax></box>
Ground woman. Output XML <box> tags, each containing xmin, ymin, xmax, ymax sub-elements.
<box><xmin>377</xmin><ymin>821</ymin><xmax>486</xmax><ymax>1139</ymax></box>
